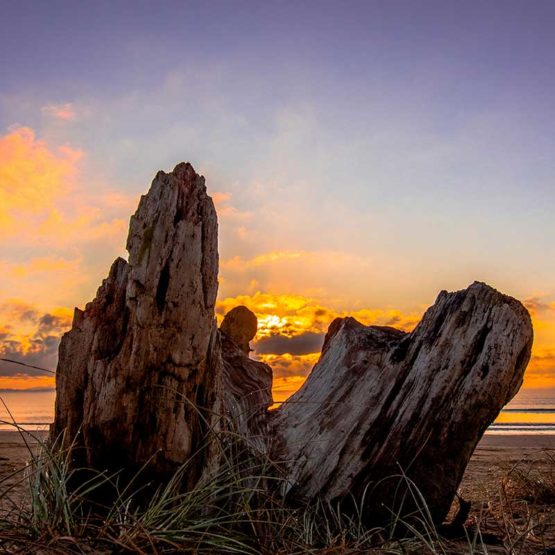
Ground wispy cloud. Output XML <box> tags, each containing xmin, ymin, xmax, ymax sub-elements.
<box><xmin>0</xmin><ymin>126</ymin><xmax>137</xmax><ymax>309</ymax></box>
<box><xmin>0</xmin><ymin>127</ymin><xmax>82</xmax><ymax>236</ymax></box>
<box><xmin>41</xmin><ymin>102</ymin><xmax>76</xmax><ymax>121</ymax></box>
<box><xmin>219</xmin><ymin>249</ymin><xmax>384</xmax><ymax>301</ymax></box>
<box><xmin>524</xmin><ymin>296</ymin><xmax>555</xmax><ymax>317</ymax></box>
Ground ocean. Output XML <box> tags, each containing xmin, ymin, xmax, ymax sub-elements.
<box><xmin>488</xmin><ymin>387</ymin><xmax>555</xmax><ymax>434</ymax></box>
<box><xmin>0</xmin><ymin>390</ymin><xmax>55</xmax><ymax>432</ymax></box>
<box><xmin>0</xmin><ymin>387</ymin><xmax>554</xmax><ymax>434</ymax></box>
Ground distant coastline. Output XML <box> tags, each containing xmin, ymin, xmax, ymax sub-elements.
<box><xmin>0</xmin><ymin>388</ymin><xmax>55</xmax><ymax>393</ymax></box>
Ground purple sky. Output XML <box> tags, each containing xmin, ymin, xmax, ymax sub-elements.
<box><xmin>1</xmin><ymin>1</ymin><xmax>555</xmax><ymax>389</ymax></box>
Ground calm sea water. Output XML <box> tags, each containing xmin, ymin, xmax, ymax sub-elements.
<box><xmin>0</xmin><ymin>390</ymin><xmax>55</xmax><ymax>432</ymax></box>
<box><xmin>488</xmin><ymin>387</ymin><xmax>555</xmax><ymax>434</ymax></box>
<box><xmin>1</xmin><ymin>387</ymin><xmax>554</xmax><ymax>433</ymax></box>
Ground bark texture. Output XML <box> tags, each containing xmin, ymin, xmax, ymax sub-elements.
<box><xmin>219</xmin><ymin>305</ymin><xmax>272</xmax><ymax>441</ymax></box>
<box><xmin>52</xmin><ymin>163</ymin><xmax>220</xmax><ymax>483</ymax></box>
<box><xmin>271</xmin><ymin>283</ymin><xmax>533</xmax><ymax>522</ymax></box>
<box><xmin>53</xmin><ymin>161</ymin><xmax>533</xmax><ymax>526</ymax></box>
<box><xmin>221</xmin><ymin>331</ymin><xmax>273</xmax><ymax>448</ymax></box>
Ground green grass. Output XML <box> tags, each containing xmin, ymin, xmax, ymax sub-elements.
<box><xmin>0</xmin><ymin>424</ymin><xmax>448</xmax><ymax>554</ymax></box>
<box><xmin>0</xmin><ymin>421</ymin><xmax>554</xmax><ymax>553</ymax></box>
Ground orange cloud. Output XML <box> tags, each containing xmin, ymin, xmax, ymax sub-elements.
<box><xmin>0</xmin><ymin>256</ymin><xmax>89</xmax><ymax>308</ymax></box>
<box><xmin>0</xmin><ymin>126</ymin><xmax>136</xmax><ymax>308</ymax></box>
<box><xmin>0</xmin><ymin>126</ymin><xmax>134</xmax><ymax>246</ymax></box>
<box><xmin>0</xmin><ymin>127</ymin><xmax>82</xmax><ymax>235</ymax></box>
<box><xmin>7</xmin><ymin>256</ymin><xmax>80</xmax><ymax>279</ymax></box>
<box><xmin>0</xmin><ymin>300</ymin><xmax>72</xmax><ymax>341</ymax></box>
<box><xmin>36</xmin><ymin>207</ymin><xmax>129</xmax><ymax>248</ymax></box>
<box><xmin>217</xmin><ymin>291</ymin><xmax>422</xmax><ymax>401</ymax></box>
<box><xmin>217</xmin><ymin>291</ymin><xmax>421</xmax><ymax>338</ymax></box>
<box><xmin>218</xmin><ymin>290</ymin><xmax>555</xmax><ymax>399</ymax></box>
<box><xmin>222</xmin><ymin>251</ymin><xmax>303</xmax><ymax>271</ymax></box>
<box><xmin>0</xmin><ymin>299</ymin><xmax>72</xmax><ymax>391</ymax></box>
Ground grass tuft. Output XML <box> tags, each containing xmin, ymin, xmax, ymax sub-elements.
<box><xmin>1</xmin><ymin>424</ymin><xmax>554</xmax><ymax>553</ymax></box>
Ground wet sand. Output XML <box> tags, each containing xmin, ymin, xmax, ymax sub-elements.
<box><xmin>0</xmin><ymin>430</ymin><xmax>48</xmax><ymax>511</ymax></box>
<box><xmin>460</xmin><ymin>434</ymin><xmax>555</xmax><ymax>502</ymax></box>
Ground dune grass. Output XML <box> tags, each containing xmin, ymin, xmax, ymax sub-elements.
<box><xmin>0</xmin><ymin>423</ymin><xmax>458</xmax><ymax>554</ymax></box>
<box><xmin>0</xmin><ymin>419</ymin><xmax>554</xmax><ymax>553</ymax></box>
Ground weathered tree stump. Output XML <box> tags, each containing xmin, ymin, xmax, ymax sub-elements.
<box><xmin>52</xmin><ymin>162</ymin><xmax>533</xmax><ymax>525</ymax></box>
<box><xmin>270</xmin><ymin>284</ymin><xmax>532</xmax><ymax>522</ymax></box>
<box><xmin>52</xmin><ymin>163</ymin><xmax>221</xmax><ymax>486</ymax></box>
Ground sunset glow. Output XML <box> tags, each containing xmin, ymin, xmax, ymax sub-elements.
<box><xmin>1</xmin><ymin>1</ymin><xmax>555</xmax><ymax>403</ymax></box>
<box><xmin>3</xmin><ymin>6</ymin><xmax>555</xmax><ymax>553</ymax></box>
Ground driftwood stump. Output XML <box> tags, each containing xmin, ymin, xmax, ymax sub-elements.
<box><xmin>271</xmin><ymin>285</ymin><xmax>532</xmax><ymax>522</ymax></box>
<box><xmin>52</xmin><ymin>163</ymin><xmax>221</xmax><ymax>486</ymax></box>
<box><xmin>52</xmin><ymin>162</ymin><xmax>533</xmax><ymax>524</ymax></box>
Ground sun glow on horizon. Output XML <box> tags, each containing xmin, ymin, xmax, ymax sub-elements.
<box><xmin>0</xmin><ymin>127</ymin><xmax>554</xmax><ymax>396</ymax></box>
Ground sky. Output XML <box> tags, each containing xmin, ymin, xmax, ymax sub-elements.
<box><xmin>1</xmin><ymin>0</ymin><xmax>555</xmax><ymax>399</ymax></box>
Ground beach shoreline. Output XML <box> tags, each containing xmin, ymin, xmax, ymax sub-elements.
<box><xmin>1</xmin><ymin>431</ymin><xmax>554</xmax><ymax>551</ymax></box>
<box><xmin>1</xmin><ymin>431</ymin><xmax>553</xmax><ymax>475</ymax></box>
<box><xmin>460</xmin><ymin>433</ymin><xmax>555</xmax><ymax>503</ymax></box>
<box><xmin>1</xmin><ymin>431</ymin><xmax>553</xmax><ymax>502</ymax></box>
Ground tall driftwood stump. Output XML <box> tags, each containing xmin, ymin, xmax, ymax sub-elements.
<box><xmin>53</xmin><ymin>162</ymin><xmax>533</xmax><ymax>524</ymax></box>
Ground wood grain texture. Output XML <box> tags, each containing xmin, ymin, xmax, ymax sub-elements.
<box><xmin>271</xmin><ymin>283</ymin><xmax>533</xmax><ymax>522</ymax></box>
<box><xmin>52</xmin><ymin>163</ymin><xmax>221</xmax><ymax>486</ymax></box>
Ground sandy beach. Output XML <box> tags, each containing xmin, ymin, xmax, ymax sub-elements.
<box><xmin>1</xmin><ymin>431</ymin><xmax>554</xmax><ymax>491</ymax></box>
<box><xmin>1</xmin><ymin>431</ymin><xmax>553</xmax><ymax>505</ymax></box>
<box><xmin>461</xmin><ymin>434</ymin><xmax>555</xmax><ymax>500</ymax></box>
<box><xmin>0</xmin><ymin>430</ymin><xmax>48</xmax><ymax>511</ymax></box>
<box><xmin>0</xmin><ymin>431</ymin><xmax>554</xmax><ymax>551</ymax></box>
